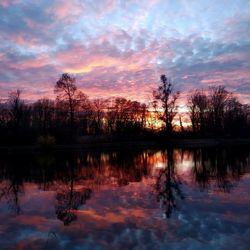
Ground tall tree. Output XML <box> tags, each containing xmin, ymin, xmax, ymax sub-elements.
<box><xmin>55</xmin><ymin>73</ymin><xmax>87</xmax><ymax>131</ymax></box>
<box><xmin>153</xmin><ymin>75</ymin><xmax>180</xmax><ymax>134</ymax></box>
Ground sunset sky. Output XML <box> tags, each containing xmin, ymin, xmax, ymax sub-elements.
<box><xmin>0</xmin><ymin>0</ymin><xmax>250</xmax><ymax>105</ymax></box>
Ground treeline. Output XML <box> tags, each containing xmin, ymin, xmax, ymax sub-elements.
<box><xmin>188</xmin><ymin>86</ymin><xmax>250</xmax><ymax>136</ymax></box>
<box><xmin>0</xmin><ymin>73</ymin><xmax>249</xmax><ymax>145</ymax></box>
<box><xmin>152</xmin><ymin>75</ymin><xmax>250</xmax><ymax>137</ymax></box>
<box><xmin>0</xmin><ymin>74</ymin><xmax>149</xmax><ymax>144</ymax></box>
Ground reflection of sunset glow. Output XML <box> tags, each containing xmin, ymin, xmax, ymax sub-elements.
<box><xmin>176</xmin><ymin>160</ymin><xmax>194</xmax><ymax>173</ymax></box>
<box><xmin>77</xmin><ymin>207</ymin><xmax>146</xmax><ymax>224</ymax></box>
<box><xmin>154</xmin><ymin>162</ymin><xmax>166</xmax><ymax>169</ymax></box>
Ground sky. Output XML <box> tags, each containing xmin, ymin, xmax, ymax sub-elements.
<box><xmin>0</xmin><ymin>0</ymin><xmax>250</xmax><ymax>105</ymax></box>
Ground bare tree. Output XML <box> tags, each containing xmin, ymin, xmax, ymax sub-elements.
<box><xmin>32</xmin><ymin>98</ymin><xmax>55</xmax><ymax>134</ymax></box>
<box><xmin>187</xmin><ymin>86</ymin><xmax>250</xmax><ymax>136</ymax></box>
<box><xmin>0</xmin><ymin>100</ymin><xmax>11</xmax><ymax>127</ymax></box>
<box><xmin>106</xmin><ymin>98</ymin><xmax>117</xmax><ymax>133</ymax></box>
<box><xmin>130</xmin><ymin>101</ymin><xmax>148</xmax><ymax>129</ymax></box>
<box><xmin>90</xmin><ymin>99</ymin><xmax>107</xmax><ymax>134</ymax></box>
<box><xmin>55</xmin><ymin>73</ymin><xmax>88</xmax><ymax>131</ymax></box>
<box><xmin>8</xmin><ymin>90</ymin><xmax>24</xmax><ymax>130</ymax></box>
<box><xmin>209</xmin><ymin>86</ymin><xmax>229</xmax><ymax>133</ymax></box>
<box><xmin>153</xmin><ymin>75</ymin><xmax>180</xmax><ymax>134</ymax></box>
<box><xmin>188</xmin><ymin>90</ymin><xmax>208</xmax><ymax>134</ymax></box>
<box><xmin>224</xmin><ymin>96</ymin><xmax>249</xmax><ymax>135</ymax></box>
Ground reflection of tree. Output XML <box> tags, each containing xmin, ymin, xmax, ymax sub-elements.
<box><xmin>79</xmin><ymin>150</ymin><xmax>150</xmax><ymax>187</ymax></box>
<box><xmin>155</xmin><ymin>148</ymin><xmax>184</xmax><ymax>218</ymax></box>
<box><xmin>55</xmin><ymin>187</ymin><xmax>91</xmax><ymax>226</ymax></box>
<box><xmin>55</xmin><ymin>163</ymin><xmax>92</xmax><ymax>226</ymax></box>
<box><xmin>193</xmin><ymin>149</ymin><xmax>210</xmax><ymax>191</ymax></box>
<box><xmin>0</xmin><ymin>179</ymin><xmax>23</xmax><ymax>214</ymax></box>
<box><xmin>36</xmin><ymin>153</ymin><xmax>56</xmax><ymax>191</ymax></box>
<box><xmin>0</xmin><ymin>156</ymin><xmax>26</xmax><ymax>214</ymax></box>
<box><xmin>7</xmin><ymin>180</ymin><xmax>23</xmax><ymax>214</ymax></box>
<box><xmin>0</xmin><ymin>147</ymin><xmax>249</xmax><ymax>223</ymax></box>
<box><xmin>193</xmin><ymin>147</ymin><xmax>249</xmax><ymax>192</ymax></box>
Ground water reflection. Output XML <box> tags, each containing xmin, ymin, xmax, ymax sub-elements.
<box><xmin>55</xmin><ymin>164</ymin><xmax>92</xmax><ymax>225</ymax></box>
<box><xmin>154</xmin><ymin>148</ymin><xmax>185</xmax><ymax>218</ymax></box>
<box><xmin>192</xmin><ymin>147</ymin><xmax>249</xmax><ymax>192</ymax></box>
<box><xmin>0</xmin><ymin>179</ymin><xmax>23</xmax><ymax>214</ymax></box>
<box><xmin>0</xmin><ymin>146</ymin><xmax>249</xmax><ymax>249</ymax></box>
<box><xmin>0</xmin><ymin>147</ymin><xmax>250</xmax><ymax>219</ymax></box>
<box><xmin>0</xmin><ymin>163</ymin><xmax>24</xmax><ymax>214</ymax></box>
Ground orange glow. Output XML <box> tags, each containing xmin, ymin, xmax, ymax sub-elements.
<box><xmin>77</xmin><ymin>208</ymin><xmax>145</xmax><ymax>223</ymax></box>
<box><xmin>65</xmin><ymin>58</ymin><xmax>119</xmax><ymax>74</ymax></box>
<box><xmin>65</xmin><ymin>57</ymin><xmax>139</xmax><ymax>74</ymax></box>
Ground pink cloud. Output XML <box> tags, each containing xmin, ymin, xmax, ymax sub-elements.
<box><xmin>47</xmin><ymin>1</ymin><xmax>83</xmax><ymax>23</ymax></box>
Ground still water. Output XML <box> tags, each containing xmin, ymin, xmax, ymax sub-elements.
<box><xmin>0</xmin><ymin>146</ymin><xmax>250</xmax><ymax>250</ymax></box>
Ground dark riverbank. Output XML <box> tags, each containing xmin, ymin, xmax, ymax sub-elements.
<box><xmin>1</xmin><ymin>138</ymin><xmax>250</xmax><ymax>154</ymax></box>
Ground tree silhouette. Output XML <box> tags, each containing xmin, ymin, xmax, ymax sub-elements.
<box><xmin>90</xmin><ymin>98</ymin><xmax>107</xmax><ymax>134</ymax></box>
<box><xmin>209</xmin><ymin>86</ymin><xmax>229</xmax><ymax>134</ymax></box>
<box><xmin>7</xmin><ymin>89</ymin><xmax>32</xmax><ymax>142</ymax></box>
<box><xmin>153</xmin><ymin>75</ymin><xmax>180</xmax><ymax>134</ymax></box>
<box><xmin>188</xmin><ymin>90</ymin><xmax>208</xmax><ymax>134</ymax></box>
<box><xmin>0</xmin><ymin>75</ymin><xmax>249</xmax><ymax>145</ymax></box>
<box><xmin>32</xmin><ymin>98</ymin><xmax>55</xmax><ymax>135</ymax></box>
<box><xmin>8</xmin><ymin>90</ymin><xmax>24</xmax><ymax>131</ymax></box>
<box><xmin>187</xmin><ymin>86</ymin><xmax>249</xmax><ymax>136</ymax></box>
<box><xmin>55</xmin><ymin>73</ymin><xmax>88</xmax><ymax>132</ymax></box>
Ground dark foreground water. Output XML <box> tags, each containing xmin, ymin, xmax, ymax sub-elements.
<box><xmin>0</xmin><ymin>146</ymin><xmax>250</xmax><ymax>250</ymax></box>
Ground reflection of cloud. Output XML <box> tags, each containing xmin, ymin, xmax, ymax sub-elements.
<box><xmin>1</xmin><ymin>177</ymin><xmax>250</xmax><ymax>249</ymax></box>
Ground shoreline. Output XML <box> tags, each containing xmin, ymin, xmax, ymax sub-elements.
<box><xmin>1</xmin><ymin>138</ymin><xmax>250</xmax><ymax>154</ymax></box>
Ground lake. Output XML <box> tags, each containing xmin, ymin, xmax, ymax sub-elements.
<box><xmin>0</xmin><ymin>146</ymin><xmax>250</xmax><ymax>249</ymax></box>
